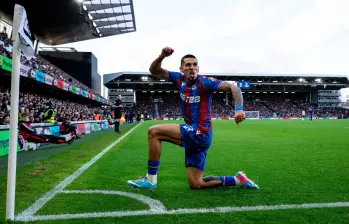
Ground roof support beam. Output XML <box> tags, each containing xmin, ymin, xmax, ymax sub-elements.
<box><xmin>95</xmin><ymin>20</ymin><xmax>133</xmax><ymax>27</ymax></box>
<box><xmin>89</xmin><ymin>12</ymin><xmax>131</xmax><ymax>20</ymax></box>
<box><xmin>85</xmin><ymin>3</ymin><xmax>130</xmax><ymax>11</ymax></box>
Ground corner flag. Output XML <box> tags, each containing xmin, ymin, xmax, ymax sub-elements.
<box><xmin>12</xmin><ymin>4</ymin><xmax>35</xmax><ymax>59</ymax></box>
<box><xmin>6</xmin><ymin>4</ymin><xmax>35</xmax><ymax>221</ymax></box>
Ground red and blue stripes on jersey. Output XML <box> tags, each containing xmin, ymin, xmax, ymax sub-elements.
<box><xmin>197</xmin><ymin>78</ymin><xmax>212</xmax><ymax>133</ymax></box>
<box><xmin>184</xmin><ymin>85</ymin><xmax>192</xmax><ymax>125</ymax></box>
<box><xmin>175</xmin><ymin>75</ymin><xmax>183</xmax><ymax>88</ymax></box>
<box><xmin>169</xmin><ymin>71</ymin><xmax>222</xmax><ymax>134</ymax></box>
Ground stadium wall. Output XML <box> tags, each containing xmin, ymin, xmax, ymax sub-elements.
<box><xmin>310</xmin><ymin>90</ymin><xmax>318</xmax><ymax>104</ymax></box>
<box><xmin>39</xmin><ymin>51</ymin><xmax>101</xmax><ymax>95</ymax></box>
<box><xmin>0</xmin><ymin>120</ymin><xmax>110</xmax><ymax>157</ymax></box>
<box><xmin>91</xmin><ymin>67</ymin><xmax>102</xmax><ymax>96</ymax></box>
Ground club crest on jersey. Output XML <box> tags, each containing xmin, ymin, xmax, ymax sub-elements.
<box><xmin>180</xmin><ymin>93</ymin><xmax>200</xmax><ymax>103</ymax></box>
<box><xmin>191</xmin><ymin>85</ymin><xmax>197</xmax><ymax>90</ymax></box>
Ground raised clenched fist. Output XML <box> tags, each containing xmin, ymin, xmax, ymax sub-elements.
<box><xmin>160</xmin><ymin>47</ymin><xmax>174</xmax><ymax>57</ymax></box>
<box><xmin>234</xmin><ymin>110</ymin><xmax>245</xmax><ymax>125</ymax></box>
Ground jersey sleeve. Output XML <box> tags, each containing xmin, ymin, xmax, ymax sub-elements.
<box><xmin>201</xmin><ymin>76</ymin><xmax>222</xmax><ymax>92</ymax></box>
<box><xmin>168</xmin><ymin>71</ymin><xmax>183</xmax><ymax>87</ymax></box>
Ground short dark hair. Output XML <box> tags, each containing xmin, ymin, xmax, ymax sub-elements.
<box><xmin>180</xmin><ymin>54</ymin><xmax>197</xmax><ymax>66</ymax></box>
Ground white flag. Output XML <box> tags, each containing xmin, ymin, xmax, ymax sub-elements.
<box><xmin>11</xmin><ymin>4</ymin><xmax>34</xmax><ymax>59</ymax></box>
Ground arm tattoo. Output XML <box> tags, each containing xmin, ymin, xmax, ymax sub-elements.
<box><xmin>218</xmin><ymin>81</ymin><xmax>243</xmax><ymax>107</ymax></box>
<box><xmin>217</xmin><ymin>81</ymin><xmax>231</xmax><ymax>92</ymax></box>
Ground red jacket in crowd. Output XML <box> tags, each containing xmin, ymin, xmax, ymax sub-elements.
<box><xmin>60</xmin><ymin>120</ymin><xmax>70</xmax><ymax>133</ymax></box>
<box><xmin>18</xmin><ymin>121</ymin><xmax>36</xmax><ymax>140</ymax></box>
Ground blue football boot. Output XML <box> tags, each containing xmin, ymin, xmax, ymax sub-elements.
<box><xmin>235</xmin><ymin>171</ymin><xmax>259</xmax><ymax>189</ymax></box>
<box><xmin>126</xmin><ymin>177</ymin><xmax>157</xmax><ymax>191</ymax></box>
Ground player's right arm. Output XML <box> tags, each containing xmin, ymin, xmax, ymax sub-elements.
<box><xmin>149</xmin><ymin>47</ymin><xmax>174</xmax><ymax>80</ymax></box>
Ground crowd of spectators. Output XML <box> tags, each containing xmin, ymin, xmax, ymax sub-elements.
<box><xmin>0</xmin><ymin>28</ymin><xmax>102</xmax><ymax>99</ymax></box>
<box><xmin>1</xmin><ymin>88</ymin><xmax>348</xmax><ymax>126</ymax></box>
<box><xmin>0</xmin><ymin>27</ymin><xmax>112</xmax><ymax>125</ymax></box>
<box><xmin>133</xmin><ymin>92</ymin><xmax>348</xmax><ymax>120</ymax></box>
<box><xmin>0</xmin><ymin>87</ymin><xmax>104</xmax><ymax>125</ymax></box>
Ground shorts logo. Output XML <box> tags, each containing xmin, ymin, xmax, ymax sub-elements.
<box><xmin>180</xmin><ymin>93</ymin><xmax>200</xmax><ymax>103</ymax></box>
<box><xmin>183</xmin><ymin>125</ymin><xmax>194</xmax><ymax>132</ymax></box>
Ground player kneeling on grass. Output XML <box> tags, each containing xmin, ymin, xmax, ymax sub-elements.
<box><xmin>126</xmin><ymin>47</ymin><xmax>258</xmax><ymax>190</ymax></box>
<box><xmin>18</xmin><ymin>113</ymin><xmax>76</xmax><ymax>146</ymax></box>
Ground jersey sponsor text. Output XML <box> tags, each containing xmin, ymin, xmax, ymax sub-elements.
<box><xmin>180</xmin><ymin>93</ymin><xmax>200</xmax><ymax>103</ymax></box>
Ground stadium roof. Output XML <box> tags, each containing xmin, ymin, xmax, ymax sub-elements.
<box><xmin>39</xmin><ymin>47</ymin><xmax>78</xmax><ymax>52</ymax></box>
<box><xmin>82</xmin><ymin>0</ymin><xmax>136</xmax><ymax>36</ymax></box>
<box><xmin>0</xmin><ymin>0</ymin><xmax>136</xmax><ymax>45</ymax></box>
<box><xmin>104</xmin><ymin>71</ymin><xmax>349</xmax><ymax>92</ymax></box>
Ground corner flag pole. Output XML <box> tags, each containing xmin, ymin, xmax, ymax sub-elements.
<box><xmin>6</xmin><ymin>22</ymin><xmax>21</xmax><ymax>222</ymax></box>
<box><xmin>6</xmin><ymin>4</ymin><xmax>34</xmax><ymax>221</ymax></box>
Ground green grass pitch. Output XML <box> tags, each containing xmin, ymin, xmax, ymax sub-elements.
<box><xmin>1</xmin><ymin>120</ymin><xmax>349</xmax><ymax>223</ymax></box>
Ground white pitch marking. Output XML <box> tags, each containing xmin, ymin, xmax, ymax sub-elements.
<box><xmin>60</xmin><ymin>190</ymin><xmax>166</xmax><ymax>211</ymax></box>
<box><xmin>14</xmin><ymin>201</ymin><xmax>349</xmax><ymax>222</ymax></box>
<box><xmin>15</xmin><ymin>122</ymin><xmax>142</xmax><ymax>220</ymax></box>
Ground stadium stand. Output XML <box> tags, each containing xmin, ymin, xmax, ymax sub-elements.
<box><xmin>0</xmin><ymin>0</ymin><xmax>138</xmax><ymax>127</ymax></box>
<box><xmin>0</xmin><ymin>90</ymin><xmax>107</xmax><ymax>125</ymax></box>
<box><xmin>124</xmin><ymin>92</ymin><xmax>346</xmax><ymax>120</ymax></box>
<box><xmin>0</xmin><ymin>32</ymin><xmax>102</xmax><ymax>99</ymax></box>
<box><xmin>0</xmin><ymin>32</ymin><xmax>109</xmax><ymax>124</ymax></box>
<box><xmin>0</xmin><ymin>88</ymin><xmax>105</xmax><ymax>124</ymax></box>
<box><xmin>0</xmin><ymin>0</ymin><xmax>137</xmax><ymax>132</ymax></box>
<box><xmin>104</xmin><ymin>72</ymin><xmax>349</xmax><ymax>120</ymax></box>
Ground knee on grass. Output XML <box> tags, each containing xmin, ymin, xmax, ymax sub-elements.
<box><xmin>189</xmin><ymin>180</ymin><xmax>202</xmax><ymax>189</ymax></box>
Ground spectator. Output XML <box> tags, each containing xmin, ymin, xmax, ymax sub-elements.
<box><xmin>42</xmin><ymin>102</ymin><xmax>55</xmax><ymax>123</ymax></box>
<box><xmin>1</xmin><ymin>99</ymin><xmax>10</xmax><ymax>114</ymax></box>
<box><xmin>1</xmin><ymin>114</ymin><xmax>10</xmax><ymax>125</ymax></box>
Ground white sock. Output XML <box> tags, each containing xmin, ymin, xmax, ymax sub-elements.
<box><xmin>234</xmin><ymin>176</ymin><xmax>240</xmax><ymax>186</ymax></box>
<box><xmin>146</xmin><ymin>174</ymin><xmax>157</xmax><ymax>184</ymax></box>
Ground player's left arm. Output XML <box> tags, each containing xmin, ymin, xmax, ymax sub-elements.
<box><xmin>217</xmin><ymin>81</ymin><xmax>243</xmax><ymax>109</ymax></box>
<box><xmin>217</xmin><ymin>81</ymin><xmax>245</xmax><ymax>124</ymax></box>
